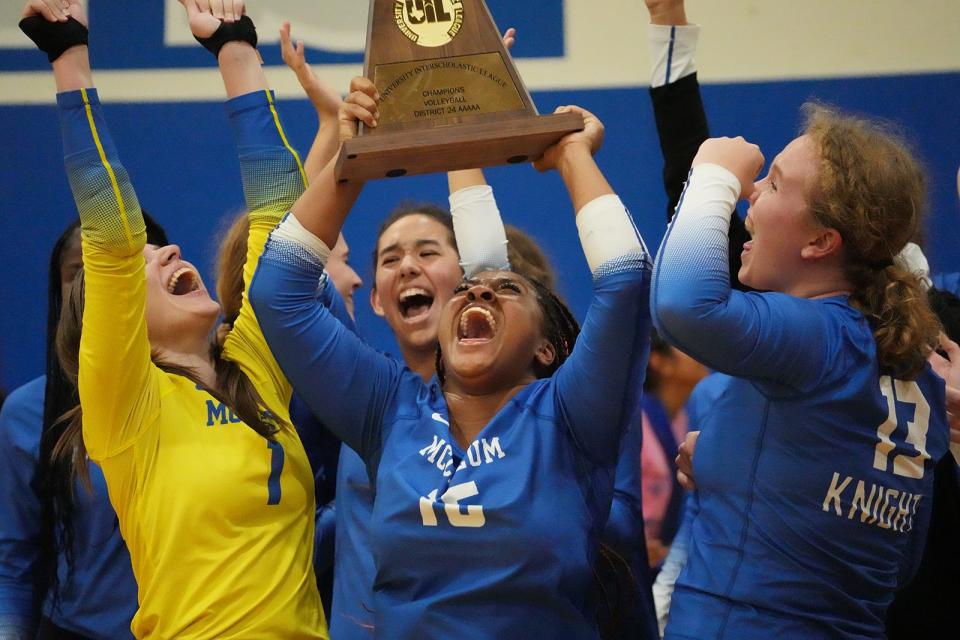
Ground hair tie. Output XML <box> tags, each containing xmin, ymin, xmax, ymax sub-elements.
<box><xmin>867</xmin><ymin>257</ymin><xmax>894</xmax><ymax>271</ymax></box>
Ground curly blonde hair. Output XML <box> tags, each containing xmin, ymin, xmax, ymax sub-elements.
<box><xmin>803</xmin><ymin>103</ymin><xmax>940</xmax><ymax>379</ymax></box>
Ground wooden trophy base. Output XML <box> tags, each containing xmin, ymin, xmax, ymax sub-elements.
<box><xmin>336</xmin><ymin>111</ymin><xmax>583</xmax><ymax>182</ymax></box>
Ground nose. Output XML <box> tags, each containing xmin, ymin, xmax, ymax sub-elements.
<box><xmin>156</xmin><ymin>244</ymin><xmax>182</xmax><ymax>266</ymax></box>
<box><xmin>349</xmin><ymin>266</ymin><xmax>363</xmax><ymax>291</ymax></box>
<box><xmin>747</xmin><ymin>179</ymin><xmax>762</xmax><ymax>206</ymax></box>
<box><xmin>398</xmin><ymin>252</ymin><xmax>421</xmax><ymax>277</ymax></box>
<box><xmin>466</xmin><ymin>284</ymin><xmax>495</xmax><ymax>303</ymax></box>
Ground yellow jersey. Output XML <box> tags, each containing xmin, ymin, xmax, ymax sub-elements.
<box><xmin>62</xmin><ymin>87</ymin><xmax>326</xmax><ymax>639</ymax></box>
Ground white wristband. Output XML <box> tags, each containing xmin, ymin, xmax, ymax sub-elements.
<box><xmin>576</xmin><ymin>194</ymin><xmax>646</xmax><ymax>274</ymax></box>
<box><xmin>676</xmin><ymin>164</ymin><xmax>741</xmax><ymax>223</ymax></box>
<box><xmin>273</xmin><ymin>212</ymin><xmax>332</xmax><ymax>265</ymax></box>
<box><xmin>449</xmin><ymin>184</ymin><xmax>510</xmax><ymax>278</ymax></box>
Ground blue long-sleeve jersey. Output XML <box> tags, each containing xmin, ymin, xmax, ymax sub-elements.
<box><xmin>0</xmin><ymin>377</ymin><xmax>137</xmax><ymax>640</ymax></box>
<box><xmin>651</xmin><ymin>165</ymin><xmax>950</xmax><ymax>639</ymax></box>
<box><xmin>250</xmin><ymin>218</ymin><xmax>651</xmax><ymax>638</ymax></box>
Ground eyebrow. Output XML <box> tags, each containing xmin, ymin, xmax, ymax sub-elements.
<box><xmin>460</xmin><ymin>275</ymin><xmax>523</xmax><ymax>289</ymax></box>
<box><xmin>378</xmin><ymin>238</ymin><xmax>442</xmax><ymax>257</ymax></box>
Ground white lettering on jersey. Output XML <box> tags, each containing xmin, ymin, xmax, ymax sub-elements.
<box><xmin>418</xmin><ymin>436</ymin><xmax>507</xmax><ymax>476</ymax></box>
<box><xmin>821</xmin><ymin>471</ymin><xmax>923</xmax><ymax>534</ymax></box>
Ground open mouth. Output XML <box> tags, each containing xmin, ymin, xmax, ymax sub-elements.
<box><xmin>398</xmin><ymin>287</ymin><xmax>434</xmax><ymax>320</ymax></box>
<box><xmin>457</xmin><ymin>305</ymin><xmax>497</xmax><ymax>344</ymax></box>
<box><xmin>167</xmin><ymin>267</ymin><xmax>201</xmax><ymax>296</ymax></box>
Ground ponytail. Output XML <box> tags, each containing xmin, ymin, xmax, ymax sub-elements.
<box><xmin>846</xmin><ymin>263</ymin><xmax>941</xmax><ymax>379</ymax></box>
<box><xmin>803</xmin><ymin>103</ymin><xmax>941</xmax><ymax>379</ymax></box>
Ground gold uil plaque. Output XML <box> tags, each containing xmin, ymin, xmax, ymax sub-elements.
<box><xmin>336</xmin><ymin>0</ymin><xmax>584</xmax><ymax>181</ymax></box>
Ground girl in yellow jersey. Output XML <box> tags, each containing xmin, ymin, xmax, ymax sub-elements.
<box><xmin>19</xmin><ymin>0</ymin><xmax>327</xmax><ymax>637</ymax></box>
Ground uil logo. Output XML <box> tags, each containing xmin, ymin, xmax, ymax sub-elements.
<box><xmin>394</xmin><ymin>0</ymin><xmax>464</xmax><ymax>47</ymax></box>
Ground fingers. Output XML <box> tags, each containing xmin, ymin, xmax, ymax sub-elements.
<box><xmin>348</xmin><ymin>75</ymin><xmax>379</xmax><ymax>100</ymax></box>
<box><xmin>502</xmin><ymin>27</ymin><xmax>516</xmax><ymax>50</ymax></box>
<box><xmin>210</xmin><ymin>0</ymin><xmax>224</xmax><ymax>20</ymax></box>
<box><xmin>947</xmin><ymin>384</ymin><xmax>960</xmax><ymax>416</ymax></box>
<box><xmin>675</xmin><ymin>430</ymin><xmax>700</xmax><ymax>492</ymax></box>
<box><xmin>940</xmin><ymin>332</ymin><xmax>960</xmax><ymax>363</ymax></box>
<box><xmin>279</xmin><ymin>21</ymin><xmax>296</xmax><ymax>62</ymax></box>
<box><xmin>342</xmin><ymin>99</ymin><xmax>377</xmax><ymax>129</ymax></box>
<box><xmin>928</xmin><ymin>349</ymin><xmax>950</xmax><ymax>380</ymax></box>
<box><xmin>24</xmin><ymin>0</ymin><xmax>68</xmax><ymax>22</ymax></box>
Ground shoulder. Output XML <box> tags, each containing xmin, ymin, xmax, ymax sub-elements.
<box><xmin>0</xmin><ymin>375</ymin><xmax>46</xmax><ymax>450</ymax></box>
<box><xmin>0</xmin><ymin>376</ymin><xmax>46</xmax><ymax>425</ymax></box>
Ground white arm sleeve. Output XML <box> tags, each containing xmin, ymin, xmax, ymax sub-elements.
<box><xmin>449</xmin><ymin>184</ymin><xmax>510</xmax><ymax>278</ymax></box>
<box><xmin>576</xmin><ymin>194</ymin><xmax>647</xmax><ymax>275</ymax></box>
<box><xmin>274</xmin><ymin>212</ymin><xmax>333</xmax><ymax>266</ymax></box>
<box><xmin>648</xmin><ymin>23</ymin><xmax>700</xmax><ymax>88</ymax></box>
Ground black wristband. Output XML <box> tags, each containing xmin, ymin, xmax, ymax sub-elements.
<box><xmin>18</xmin><ymin>15</ymin><xmax>89</xmax><ymax>63</ymax></box>
<box><xmin>194</xmin><ymin>15</ymin><xmax>257</xmax><ymax>58</ymax></box>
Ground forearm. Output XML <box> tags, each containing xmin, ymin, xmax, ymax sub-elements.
<box><xmin>447</xmin><ymin>168</ymin><xmax>487</xmax><ymax>193</ymax></box>
<box><xmin>217</xmin><ymin>41</ymin><xmax>267</xmax><ymax>98</ymax></box>
<box><xmin>449</xmin><ymin>183</ymin><xmax>510</xmax><ymax>278</ymax></box>
<box><xmin>558</xmin><ymin>146</ymin><xmax>614</xmax><ymax>214</ymax></box>
<box><xmin>555</xmin><ymin>195</ymin><xmax>652</xmax><ymax>465</ymax></box>
<box><xmin>52</xmin><ymin>43</ymin><xmax>90</xmax><ymax>92</ymax></box>
<box><xmin>289</xmin><ymin>154</ymin><xmax>363</xmax><ymax>249</ymax></box>
<box><xmin>59</xmin><ymin>88</ymin><xmax>146</xmax><ymax>256</ymax></box>
<box><xmin>227</xmin><ymin>90</ymin><xmax>307</xmax><ymax>223</ymax></box>
<box><xmin>303</xmin><ymin>115</ymin><xmax>340</xmax><ymax>181</ymax></box>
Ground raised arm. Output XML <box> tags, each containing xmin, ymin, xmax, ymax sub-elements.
<box><xmin>651</xmin><ymin>139</ymin><xmax>835</xmax><ymax>388</ymax></box>
<box><xmin>19</xmin><ymin>1</ymin><xmax>161</xmax><ymax>459</ymax></box>
<box><xmin>248</xmin><ymin>78</ymin><xmax>409</xmax><ymax>466</ymax></box>
<box><xmin>537</xmin><ymin>107</ymin><xmax>653</xmax><ymax>466</ymax></box>
<box><xmin>180</xmin><ymin>1</ymin><xmax>312</xmax><ymax>412</ymax></box>
<box><xmin>280</xmin><ymin>20</ymin><xmax>343</xmax><ymax>180</ymax></box>
<box><xmin>646</xmin><ymin>0</ymin><xmax>705</xmax><ymax>219</ymax></box>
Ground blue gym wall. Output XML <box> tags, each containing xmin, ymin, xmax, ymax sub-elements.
<box><xmin>1</xmin><ymin>2</ymin><xmax>958</xmax><ymax>393</ymax></box>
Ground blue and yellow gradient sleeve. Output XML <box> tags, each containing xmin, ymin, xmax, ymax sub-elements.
<box><xmin>58</xmin><ymin>88</ymin><xmax>158</xmax><ymax>461</ymax></box>
<box><xmin>222</xmin><ymin>90</ymin><xmax>309</xmax><ymax>420</ymax></box>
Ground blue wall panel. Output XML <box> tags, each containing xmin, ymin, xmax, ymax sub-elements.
<box><xmin>2</xmin><ymin>72</ymin><xmax>959</xmax><ymax>392</ymax></box>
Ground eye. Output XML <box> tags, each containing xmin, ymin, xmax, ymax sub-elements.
<box><xmin>420</xmin><ymin>250</ymin><xmax>439</xmax><ymax>258</ymax></box>
<box><xmin>453</xmin><ymin>282</ymin><xmax>470</xmax><ymax>295</ymax></box>
<box><xmin>498</xmin><ymin>281</ymin><xmax>522</xmax><ymax>293</ymax></box>
<box><xmin>380</xmin><ymin>256</ymin><xmax>398</xmax><ymax>267</ymax></box>
<box><xmin>769</xmin><ymin>179</ymin><xmax>778</xmax><ymax>192</ymax></box>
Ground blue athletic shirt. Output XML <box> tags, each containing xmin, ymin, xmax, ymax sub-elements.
<box><xmin>651</xmin><ymin>164</ymin><xmax>950</xmax><ymax>640</ymax></box>
<box><xmin>250</xmin><ymin>198</ymin><xmax>652</xmax><ymax>639</ymax></box>
<box><xmin>0</xmin><ymin>376</ymin><xmax>136</xmax><ymax>640</ymax></box>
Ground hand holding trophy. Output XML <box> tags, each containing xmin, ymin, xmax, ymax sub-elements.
<box><xmin>336</xmin><ymin>0</ymin><xmax>584</xmax><ymax>182</ymax></box>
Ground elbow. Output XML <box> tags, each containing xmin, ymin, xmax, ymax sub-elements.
<box><xmin>651</xmin><ymin>278</ymin><xmax>717</xmax><ymax>350</ymax></box>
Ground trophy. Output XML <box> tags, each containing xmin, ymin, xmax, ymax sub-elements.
<box><xmin>335</xmin><ymin>0</ymin><xmax>585</xmax><ymax>182</ymax></box>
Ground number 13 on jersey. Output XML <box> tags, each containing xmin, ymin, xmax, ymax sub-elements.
<box><xmin>873</xmin><ymin>376</ymin><xmax>931</xmax><ymax>479</ymax></box>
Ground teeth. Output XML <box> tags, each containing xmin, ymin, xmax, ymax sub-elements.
<box><xmin>459</xmin><ymin>306</ymin><xmax>497</xmax><ymax>335</ymax></box>
<box><xmin>400</xmin><ymin>287</ymin><xmax>430</xmax><ymax>301</ymax></box>
<box><xmin>167</xmin><ymin>267</ymin><xmax>193</xmax><ymax>294</ymax></box>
